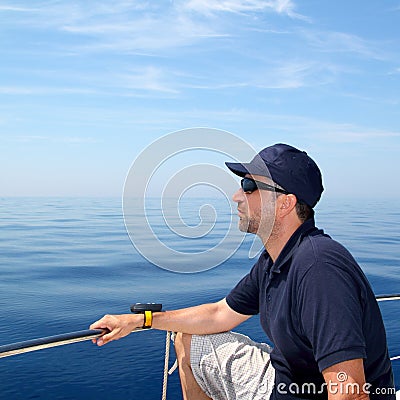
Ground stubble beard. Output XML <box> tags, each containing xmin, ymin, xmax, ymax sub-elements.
<box><xmin>238</xmin><ymin>202</ymin><xmax>276</xmax><ymax>242</ymax></box>
<box><xmin>238</xmin><ymin>215</ymin><xmax>259</xmax><ymax>234</ymax></box>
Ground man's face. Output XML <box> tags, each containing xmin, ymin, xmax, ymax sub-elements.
<box><xmin>232</xmin><ymin>174</ymin><xmax>277</xmax><ymax>239</ymax></box>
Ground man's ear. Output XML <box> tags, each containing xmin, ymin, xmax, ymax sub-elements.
<box><xmin>276</xmin><ymin>194</ymin><xmax>297</xmax><ymax>217</ymax></box>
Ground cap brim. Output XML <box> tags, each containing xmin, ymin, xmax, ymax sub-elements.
<box><xmin>225</xmin><ymin>162</ymin><xmax>249</xmax><ymax>177</ymax></box>
<box><xmin>225</xmin><ymin>161</ymin><xmax>272</xmax><ymax>178</ymax></box>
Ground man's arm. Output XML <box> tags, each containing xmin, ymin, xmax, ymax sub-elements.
<box><xmin>89</xmin><ymin>298</ymin><xmax>251</xmax><ymax>346</ymax></box>
<box><xmin>322</xmin><ymin>358</ymin><xmax>369</xmax><ymax>400</ymax></box>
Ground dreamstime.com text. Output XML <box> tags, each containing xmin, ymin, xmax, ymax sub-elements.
<box><xmin>275</xmin><ymin>372</ymin><xmax>395</xmax><ymax>396</ymax></box>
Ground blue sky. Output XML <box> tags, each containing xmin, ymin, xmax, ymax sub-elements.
<box><xmin>1</xmin><ymin>0</ymin><xmax>399</xmax><ymax>198</ymax></box>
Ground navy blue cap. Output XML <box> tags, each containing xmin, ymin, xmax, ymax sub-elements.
<box><xmin>225</xmin><ymin>143</ymin><xmax>324</xmax><ymax>208</ymax></box>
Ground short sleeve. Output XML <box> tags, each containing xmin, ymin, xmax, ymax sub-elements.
<box><xmin>226</xmin><ymin>260</ymin><xmax>264</xmax><ymax>316</ymax></box>
<box><xmin>297</xmin><ymin>261</ymin><xmax>367</xmax><ymax>372</ymax></box>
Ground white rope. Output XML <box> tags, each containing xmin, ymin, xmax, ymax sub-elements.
<box><xmin>377</xmin><ymin>295</ymin><xmax>400</xmax><ymax>361</ymax></box>
<box><xmin>377</xmin><ymin>296</ymin><xmax>400</xmax><ymax>302</ymax></box>
<box><xmin>161</xmin><ymin>331</ymin><xmax>171</xmax><ymax>400</ymax></box>
<box><xmin>168</xmin><ymin>359</ymin><xmax>178</xmax><ymax>375</ymax></box>
<box><xmin>167</xmin><ymin>332</ymin><xmax>178</xmax><ymax>375</ymax></box>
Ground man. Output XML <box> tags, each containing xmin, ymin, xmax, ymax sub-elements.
<box><xmin>90</xmin><ymin>143</ymin><xmax>394</xmax><ymax>399</ymax></box>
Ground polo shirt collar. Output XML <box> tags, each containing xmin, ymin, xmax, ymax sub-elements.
<box><xmin>269</xmin><ymin>217</ymin><xmax>317</xmax><ymax>274</ymax></box>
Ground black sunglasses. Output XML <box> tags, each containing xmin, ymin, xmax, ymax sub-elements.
<box><xmin>240</xmin><ymin>177</ymin><xmax>289</xmax><ymax>195</ymax></box>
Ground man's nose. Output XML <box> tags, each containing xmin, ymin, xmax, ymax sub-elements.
<box><xmin>232</xmin><ymin>187</ymin><xmax>245</xmax><ymax>203</ymax></box>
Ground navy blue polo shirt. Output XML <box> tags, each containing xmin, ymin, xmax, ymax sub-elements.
<box><xmin>226</xmin><ymin>218</ymin><xmax>394</xmax><ymax>399</ymax></box>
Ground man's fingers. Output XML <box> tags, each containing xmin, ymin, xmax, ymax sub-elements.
<box><xmin>89</xmin><ymin>315</ymin><xmax>116</xmax><ymax>346</ymax></box>
<box><xmin>89</xmin><ymin>315</ymin><xmax>109</xmax><ymax>330</ymax></box>
<box><xmin>90</xmin><ymin>314</ymin><xmax>115</xmax><ymax>331</ymax></box>
<box><xmin>99</xmin><ymin>329</ymin><xmax>120</xmax><ymax>345</ymax></box>
<box><xmin>89</xmin><ymin>314</ymin><xmax>139</xmax><ymax>346</ymax></box>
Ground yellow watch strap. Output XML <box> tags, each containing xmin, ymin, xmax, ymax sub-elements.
<box><xmin>143</xmin><ymin>310</ymin><xmax>152</xmax><ymax>328</ymax></box>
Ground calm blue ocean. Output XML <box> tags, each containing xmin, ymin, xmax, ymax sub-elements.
<box><xmin>0</xmin><ymin>197</ymin><xmax>399</xmax><ymax>399</ymax></box>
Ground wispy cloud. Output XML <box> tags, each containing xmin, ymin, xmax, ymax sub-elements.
<box><xmin>260</xmin><ymin>115</ymin><xmax>400</xmax><ymax>144</ymax></box>
<box><xmin>252</xmin><ymin>61</ymin><xmax>328</xmax><ymax>89</ymax></box>
<box><xmin>0</xmin><ymin>87</ymin><xmax>35</xmax><ymax>95</ymax></box>
<box><xmin>182</xmin><ymin>60</ymin><xmax>340</xmax><ymax>90</ymax></box>
<box><xmin>387</xmin><ymin>67</ymin><xmax>400</xmax><ymax>75</ymax></box>
<box><xmin>181</xmin><ymin>0</ymin><xmax>309</xmax><ymax>20</ymax></box>
<box><xmin>184</xmin><ymin>109</ymin><xmax>400</xmax><ymax>144</ymax></box>
<box><xmin>2</xmin><ymin>1</ymin><xmax>309</xmax><ymax>55</ymax></box>
<box><xmin>339</xmin><ymin>91</ymin><xmax>399</xmax><ymax>106</ymax></box>
<box><xmin>14</xmin><ymin>135</ymin><xmax>99</xmax><ymax>144</ymax></box>
<box><xmin>300</xmin><ymin>30</ymin><xmax>390</xmax><ymax>60</ymax></box>
<box><xmin>62</xmin><ymin>15</ymin><xmax>227</xmax><ymax>54</ymax></box>
<box><xmin>117</xmin><ymin>66</ymin><xmax>180</xmax><ymax>94</ymax></box>
<box><xmin>0</xmin><ymin>4</ymin><xmax>37</xmax><ymax>12</ymax></box>
<box><xmin>106</xmin><ymin>106</ymin><xmax>400</xmax><ymax>144</ymax></box>
<box><xmin>0</xmin><ymin>86</ymin><xmax>99</xmax><ymax>95</ymax></box>
<box><xmin>0</xmin><ymin>57</ymin><xmax>342</xmax><ymax>99</ymax></box>
<box><xmin>1</xmin><ymin>1</ymin><xmax>227</xmax><ymax>54</ymax></box>
<box><xmin>308</xmin><ymin>124</ymin><xmax>400</xmax><ymax>143</ymax></box>
<box><xmin>0</xmin><ymin>64</ymin><xmax>183</xmax><ymax>98</ymax></box>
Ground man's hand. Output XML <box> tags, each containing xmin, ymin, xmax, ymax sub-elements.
<box><xmin>322</xmin><ymin>358</ymin><xmax>369</xmax><ymax>400</ymax></box>
<box><xmin>89</xmin><ymin>314</ymin><xmax>143</xmax><ymax>346</ymax></box>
